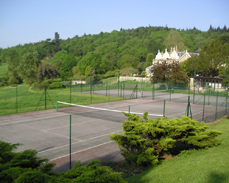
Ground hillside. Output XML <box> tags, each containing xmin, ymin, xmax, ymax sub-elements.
<box><xmin>0</xmin><ymin>25</ymin><xmax>229</xmax><ymax>85</ymax></box>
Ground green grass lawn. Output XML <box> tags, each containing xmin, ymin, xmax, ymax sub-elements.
<box><xmin>0</xmin><ymin>85</ymin><xmax>127</xmax><ymax>116</ymax></box>
<box><xmin>0</xmin><ymin>63</ymin><xmax>8</xmax><ymax>79</ymax></box>
<box><xmin>125</xmin><ymin>118</ymin><xmax>229</xmax><ymax>183</ymax></box>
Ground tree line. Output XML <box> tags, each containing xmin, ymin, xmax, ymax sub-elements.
<box><xmin>0</xmin><ymin>25</ymin><xmax>229</xmax><ymax>86</ymax></box>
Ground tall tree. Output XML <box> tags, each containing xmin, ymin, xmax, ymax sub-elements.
<box><xmin>164</xmin><ymin>29</ymin><xmax>186</xmax><ymax>51</ymax></box>
<box><xmin>7</xmin><ymin>48</ymin><xmax>22</xmax><ymax>84</ymax></box>
<box><xmin>19</xmin><ymin>51</ymin><xmax>40</xmax><ymax>85</ymax></box>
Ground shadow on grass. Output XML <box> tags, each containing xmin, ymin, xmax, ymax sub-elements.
<box><xmin>207</xmin><ymin>172</ymin><xmax>228</xmax><ymax>183</ymax></box>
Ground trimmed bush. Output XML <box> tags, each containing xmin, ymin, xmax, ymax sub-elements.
<box><xmin>110</xmin><ymin>112</ymin><xmax>222</xmax><ymax>166</ymax></box>
<box><xmin>49</xmin><ymin>82</ymin><xmax>63</xmax><ymax>89</ymax></box>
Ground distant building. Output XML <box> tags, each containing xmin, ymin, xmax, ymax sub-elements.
<box><xmin>145</xmin><ymin>47</ymin><xmax>199</xmax><ymax>75</ymax></box>
<box><xmin>154</xmin><ymin>47</ymin><xmax>199</xmax><ymax>64</ymax></box>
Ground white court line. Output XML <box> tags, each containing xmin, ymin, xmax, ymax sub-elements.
<box><xmin>49</xmin><ymin>141</ymin><xmax>113</xmax><ymax>162</ymax></box>
<box><xmin>38</xmin><ymin>129</ymin><xmax>123</xmax><ymax>154</ymax></box>
<box><xmin>57</xmin><ymin>101</ymin><xmax>163</xmax><ymax>117</ymax></box>
<box><xmin>0</xmin><ymin>113</ymin><xmax>69</xmax><ymax>126</ymax></box>
<box><xmin>19</xmin><ymin>123</ymin><xmax>81</xmax><ymax>141</ymax></box>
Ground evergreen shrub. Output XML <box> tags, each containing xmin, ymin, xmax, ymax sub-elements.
<box><xmin>49</xmin><ymin>82</ymin><xmax>63</xmax><ymax>89</ymax></box>
<box><xmin>0</xmin><ymin>141</ymin><xmax>126</xmax><ymax>183</ymax></box>
<box><xmin>110</xmin><ymin>112</ymin><xmax>222</xmax><ymax>166</ymax></box>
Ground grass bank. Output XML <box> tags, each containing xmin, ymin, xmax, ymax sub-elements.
<box><xmin>0</xmin><ymin>85</ymin><xmax>127</xmax><ymax>116</ymax></box>
<box><xmin>125</xmin><ymin>117</ymin><xmax>229</xmax><ymax>183</ymax></box>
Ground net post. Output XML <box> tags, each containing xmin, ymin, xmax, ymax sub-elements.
<box><xmin>163</xmin><ymin>100</ymin><xmax>166</xmax><ymax>117</ymax></box>
<box><xmin>215</xmin><ymin>91</ymin><xmax>218</xmax><ymax>120</ymax></box>
<box><xmin>202</xmin><ymin>91</ymin><xmax>206</xmax><ymax>122</ymax></box>
<box><xmin>69</xmin><ymin>115</ymin><xmax>72</xmax><ymax>170</ymax></box>
<box><xmin>56</xmin><ymin>101</ymin><xmax>58</xmax><ymax>111</ymax></box>
<box><xmin>187</xmin><ymin>96</ymin><xmax>190</xmax><ymax>117</ymax></box>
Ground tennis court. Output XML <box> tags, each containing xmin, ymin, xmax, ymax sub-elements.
<box><xmin>0</xmin><ymin>97</ymin><xmax>227</xmax><ymax>171</ymax></box>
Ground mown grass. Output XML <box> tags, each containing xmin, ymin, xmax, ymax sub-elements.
<box><xmin>125</xmin><ymin>118</ymin><xmax>229</xmax><ymax>183</ymax></box>
<box><xmin>0</xmin><ymin>85</ymin><xmax>127</xmax><ymax>116</ymax></box>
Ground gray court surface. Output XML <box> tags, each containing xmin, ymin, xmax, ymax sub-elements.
<box><xmin>0</xmin><ymin>96</ymin><xmax>227</xmax><ymax>163</ymax></box>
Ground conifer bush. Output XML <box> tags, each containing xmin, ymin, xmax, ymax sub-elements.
<box><xmin>110</xmin><ymin>112</ymin><xmax>222</xmax><ymax>166</ymax></box>
<box><xmin>0</xmin><ymin>141</ymin><xmax>126</xmax><ymax>183</ymax></box>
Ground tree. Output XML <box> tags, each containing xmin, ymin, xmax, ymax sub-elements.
<box><xmin>59</xmin><ymin>53</ymin><xmax>77</xmax><ymax>80</ymax></box>
<box><xmin>144</xmin><ymin>53</ymin><xmax>154</xmax><ymax>70</ymax></box>
<box><xmin>36</xmin><ymin>62</ymin><xmax>60</xmax><ymax>83</ymax></box>
<box><xmin>120</xmin><ymin>54</ymin><xmax>139</xmax><ymax>69</ymax></box>
<box><xmin>6</xmin><ymin>48</ymin><xmax>22</xmax><ymax>84</ymax></box>
<box><xmin>18</xmin><ymin>51</ymin><xmax>40</xmax><ymax>85</ymax></box>
<box><xmin>150</xmin><ymin>61</ymin><xmax>188</xmax><ymax>84</ymax></box>
<box><xmin>77</xmin><ymin>52</ymin><xmax>110</xmax><ymax>75</ymax></box>
<box><xmin>120</xmin><ymin>67</ymin><xmax>138</xmax><ymax>76</ymax></box>
<box><xmin>52</xmin><ymin>50</ymin><xmax>77</xmax><ymax>80</ymax></box>
<box><xmin>197</xmin><ymin>35</ymin><xmax>229</xmax><ymax>77</ymax></box>
<box><xmin>110</xmin><ymin>112</ymin><xmax>222</xmax><ymax>167</ymax></box>
<box><xmin>72</xmin><ymin>66</ymin><xmax>81</xmax><ymax>78</ymax></box>
<box><xmin>164</xmin><ymin>29</ymin><xmax>186</xmax><ymax>51</ymax></box>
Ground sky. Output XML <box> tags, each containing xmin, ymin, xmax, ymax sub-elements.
<box><xmin>0</xmin><ymin>0</ymin><xmax>229</xmax><ymax>49</ymax></box>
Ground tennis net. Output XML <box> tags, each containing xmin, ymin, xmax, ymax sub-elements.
<box><xmin>56</xmin><ymin>101</ymin><xmax>163</xmax><ymax>122</ymax></box>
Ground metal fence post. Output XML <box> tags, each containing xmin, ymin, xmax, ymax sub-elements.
<box><xmin>163</xmin><ymin>100</ymin><xmax>166</xmax><ymax>117</ymax></box>
<box><xmin>45</xmin><ymin>86</ymin><xmax>46</xmax><ymax>110</ymax></box>
<box><xmin>202</xmin><ymin>91</ymin><xmax>206</xmax><ymax>122</ymax></box>
<box><xmin>16</xmin><ymin>85</ymin><xmax>18</xmax><ymax>113</ymax></box>
<box><xmin>226</xmin><ymin>91</ymin><xmax>228</xmax><ymax>115</ymax></box>
<box><xmin>70</xmin><ymin>80</ymin><xmax>71</xmax><ymax>104</ymax></box>
<box><xmin>215</xmin><ymin>91</ymin><xmax>219</xmax><ymax>120</ymax></box>
<box><xmin>69</xmin><ymin>115</ymin><xmax>72</xmax><ymax>169</ymax></box>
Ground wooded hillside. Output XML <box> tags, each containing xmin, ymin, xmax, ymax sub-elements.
<box><xmin>0</xmin><ymin>25</ymin><xmax>229</xmax><ymax>85</ymax></box>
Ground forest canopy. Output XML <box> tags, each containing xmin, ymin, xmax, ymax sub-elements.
<box><xmin>0</xmin><ymin>26</ymin><xmax>229</xmax><ymax>85</ymax></box>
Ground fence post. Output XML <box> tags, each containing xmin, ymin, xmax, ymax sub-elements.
<box><xmin>69</xmin><ymin>115</ymin><xmax>72</xmax><ymax>170</ymax></box>
<box><xmin>170</xmin><ymin>87</ymin><xmax>171</xmax><ymax>102</ymax></box>
<box><xmin>16</xmin><ymin>85</ymin><xmax>18</xmax><ymax>113</ymax></box>
<box><xmin>128</xmin><ymin>105</ymin><xmax>130</xmax><ymax>121</ymax></box>
<box><xmin>215</xmin><ymin>91</ymin><xmax>219</xmax><ymax>120</ymax></box>
<box><xmin>45</xmin><ymin>86</ymin><xmax>47</xmax><ymax>110</ymax></box>
<box><xmin>70</xmin><ymin>80</ymin><xmax>71</xmax><ymax>104</ymax></box>
<box><xmin>136</xmin><ymin>84</ymin><xmax>138</xmax><ymax>99</ymax></box>
<box><xmin>187</xmin><ymin>96</ymin><xmax>190</xmax><ymax>117</ymax></box>
<box><xmin>81</xmin><ymin>79</ymin><xmax>82</xmax><ymax>93</ymax></box>
<box><xmin>123</xmin><ymin>83</ymin><xmax>125</xmax><ymax>99</ymax></box>
<box><xmin>225</xmin><ymin>91</ymin><xmax>228</xmax><ymax>115</ymax></box>
<box><xmin>202</xmin><ymin>91</ymin><xmax>206</xmax><ymax>122</ymax></box>
<box><xmin>163</xmin><ymin>100</ymin><xmax>166</xmax><ymax>117</ymax></box>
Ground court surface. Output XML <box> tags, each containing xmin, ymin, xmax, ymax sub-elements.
<box><xmin>0</xmin><ymin>97</ymin><xmax>226</xmax><ymax>172</ymax></box>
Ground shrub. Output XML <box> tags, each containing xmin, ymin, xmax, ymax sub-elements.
<box><xmin>49</xmin><ymin>82</ymin><xmax>63</xmax><ymax>89</ymax></box>
<box><xmin>0</xmin><ymin>141</ymin><xmax>126</xmax><ymax>183</ymax></box>
<box><xmin>41</xmin><ymin>79</ymin><xmax>53</xmax><ymax>85</ymax></box>
<box><xmin>110</xmin><ymin>112</ymin><xmax>222</xmax><ymax>166</ymax></box>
